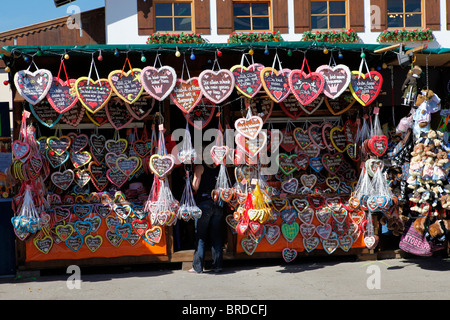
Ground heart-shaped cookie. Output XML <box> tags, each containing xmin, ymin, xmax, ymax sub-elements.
<box><xmin>316</xmin><ymin>64</ymin><xmax>351</xmax><ymax>99</ymax></box>
<box><xmin>300</xmin><ymin>174</ymin><xmax>317</xmax><ymax>189</ymax></box>
<box><xmin>277</xmin><ymin>153</ymin><xmax>298</xmax><ymax>175</ymax></box>
<box><xmin>279</xmin><ymin>94</ymin><xmax>304</xmax><ymax>119</ymax></box>
<box><xmin>14</xmin><ymin>69</ymin><xmax>53</xmax><ymax>105</ymax></box>
<box><xmin>241</xmin><ymin>237</ymin><xmax>258</xmax><ymax>255</ymax></box>
<box><xmin>170</xmin><ymin>77</ymin><xmax>203</xmax><ymax>113</ymax></box>
<box><xmin>303</xmin><ymin>236</ymin><xmax>320</xmax><ymax>252</ymax></box>
<box><xmin>85</xmin><ymin>234</ymin><xmax>103</xmax><ymax>252</ymax></box>
<box><xmin>293</xmin><ymin>127</ymin><xmax>311</xmax><ymax>150</ymax></box>
<box><xmin>75</xmin><ymin>77</ymin><xmax>112</xmax><ymax>113</ymax></box>
<box><xmin>234</xmin><ymin>115</ymin><xmax>263</xmax><ymax>140</ymax></box>
<box><xmin>281</xmin><ymin>222</ymin><xmax>299</xmax><ymax>242</ymax></box>
<box><xmin>260</xmin><ymin>67</ymin><xmax>291</xmax><ymax>103</ymax></box>
<box><xmin>108</xmin><ymin>68</ymin><xmax>144</xmax><ymax>104</ymax></box>
<box><xmin>288</xmin><ymin>69</ymin><xmax>325</xmax><ymax>106</ymax></box>
<box><xmin>149</xmin><ymin>154</ymin><xmax>175</xmax><ymax>178</ymax></box>
<box><xmin>324</xmin><ymin>94</ymin><xmax>356</xmax><ymax>115</ymax></box>
<box><xmin>51</xmin><ymin>169</ymin><xmax>74</xmax><ymax>190</ymax></box>
<box><xmin>198</xmin><ymin>69</ymin><xmax>235</xmax><ymax>104</ymax></box>
<box><xmin>231</xmin><ymin>63</ymin><xmax>264</xmax><ymax>98</ymax></box>
<box><xmin>349</xmin><ymin>71</ymin><xmax>383</xmax><ymax>106</ymax></box>
<box><xmin>300</xmin><ymin>223</ymin><xmax>316</xmax><ymax>239</ymax></box>
<box><xmin>264</xmin><ymin>224</ymin><xmax>281</xmax><ymax>245</ymax></box>
<box><xmin>141</xmin><ymin>66</ymin><xmax>177</xmax><ymax>101</ymax></box>
<box><xmin>46</xmin><ymin>77</ymin><xmax>78</xmax><ymax>113</ymax></box>
<box><xmin>368</xmin><ymin>135</ymin><xmax>388</xmax><ymax>157</ymax></box>
<box><xmin>282</xmin><ymin>248</ymin><xmax>297</xmax><ymax>263</ymax></box>
<box><xmin>105</xmin><ymin>99</ymin><xmax>134</xmax><ymax>130</ymax></box>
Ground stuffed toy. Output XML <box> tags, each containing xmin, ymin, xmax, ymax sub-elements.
<box><xmin>401</xmin><ymin>65</ymin><xmax>422</xmax><ymax>106</ymax></box>
<box><xmin>413</xmin><ymin>216</ymin><xmax>428</xmax><ymax>234</ymax></box>
<box><xmin>428</xmin><ymin>219</ymin><xmax>450</xmax><ymax>238</ymax></box>
<box><xmin>411</xmin><ymin>143</ymin><xmax>425</xmax><ymax>158</ymax></box>
<box><xmin>441</xmin><ymin>194</ymin><xmax>450</xmax><ymax>210</ymax></box>
<box><xmin>435</xmin><ymin>150</ymin><xmax>449</xmax><ymax>167</ymax></box>
<box><xmin>413</xmin><ymin>90</ymin><xmax>441</xmax><ymax>138</ymax></box>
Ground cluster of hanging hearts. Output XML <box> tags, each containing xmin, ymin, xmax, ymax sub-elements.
<box><xmin>349</xmin><ymin>108</ymin><xmax>400</xmax><ymax>249</ymax></box>
<box><xmin>14</xmin><ymin>50</ymin><xmax>383</xmax><ymax>131</ymax></box>
<box><xmin>9</xmin><ymin>109</ymin><xmax>170</xmax><ymax>254</ymax></box>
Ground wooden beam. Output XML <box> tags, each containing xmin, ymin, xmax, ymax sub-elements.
<box><xmin>0</xmin><ymin>48</ymin><xmax>11</xmax><ymax>57</ymax></box>
<box><xmin>405</xmin><ymin>44</ymin><xmax>428</xmax><ymax>55</ymax></box>
<box><xmin>374</xmin><ymin>43</ymin><xmax>403</xmax><ymax>53</ymax></box>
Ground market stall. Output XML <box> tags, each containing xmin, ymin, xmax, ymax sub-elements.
<box><xmin>2</xmin><ymin>41</ymin><xmax>448</xmax><ymax>270</ymax></box>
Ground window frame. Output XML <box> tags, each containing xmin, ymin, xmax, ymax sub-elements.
<box><xmin>386</xmin><ymin>0</ymin><xmax>424</xmax><ymax>29</ymax></box>
<box><xmin>310</xmin><ymin>0</ymin><xmax>349</xmax><ymax>31</ymax></box>
<box><xmin>154</xmin><ymin>0</ymin><xmax>194</xmax><ymax>33</ymax></box>
<box><xmin>232</xmin><ymin>0</ymin><xmax>273</xmax><ymax>32</ymax></box>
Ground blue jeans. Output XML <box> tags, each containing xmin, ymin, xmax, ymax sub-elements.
<box><xmin>192</xmin><ymin>199</ymin><xmax>223</xmax><ymax>273</ymax></box>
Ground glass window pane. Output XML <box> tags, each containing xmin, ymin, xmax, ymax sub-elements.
<box><xmin>329</xmin><ymin>15</ymin><xmax>346</xmax><ymax>28</ymax></box>
<box><xmin>329</xmin><ymin>1</ymin><xmax>346</xmax><ymax>14</ymax></box>
<box><xmin>311</xmin><ymin>15</ymin><xmax>328</xmax><ymax>29</ymax></box>
<box><xmin>387</xmin><ymin>14</ymin><xmax>404</xmax><ymax>27</ymax></box>
<box><xmin>252</xmin><ymin>17</ymin><xmax>269</xmax><ymax>30</ymax></box>
<box><xmin>174</xmin><ymin>17</ymin><xmax>191</xmax><ymax>31</ymax></box>
<box><xmin>405</xmin><ymin>13</ymin><xmax>422</xmax><ymax>27</ymax></box>
<box><xmin>252</xmin><ymin>3</ymin><xmax>269</xmax><ymax>16</ymax></box>
<box><xmin>234</xmin><ymin>3</ymin><xmax>250</xmax><ymax>16</ymax></box>
<box><xmin>155</xmin><ymin>2</ymin><xmax>172</xmax><ymax>16</ymax></box>
<box><xmin>156</xmin><ymin>18</ymin><xmax>173</xmax><ymax>31</ymax></box>
<box><xmin>174</xmin><ymin>3</ymin><xmax>191</xmax><ymax>16</ymax></box>
<box><xmin>311</xmin><ymin>1</ymin><xmax>327</xmax><ymax>15</ymax></box>
<box><xmin>234</xmin><ymin>17</ymin><xmax>251</xmax><ymax>30</ymax></box>
<box><xmin>405</xmin><ymin>0</ymin><xmax>421</xmax><ymax>13</ymax></box>
<box><xmin>387</xmin><ymin>0</ymin><xmax>403</xmax><ymax>13</ymax></box>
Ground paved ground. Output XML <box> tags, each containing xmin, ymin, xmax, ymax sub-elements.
<box><xmin>1</xmin><ymin>255</ymin><xmax>449</xmax><ymax>304</ymax></box>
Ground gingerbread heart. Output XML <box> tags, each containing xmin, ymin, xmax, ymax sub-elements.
<box><xmin>260</xmin><ymin>67</ymin><xmax>291</xmax><ymax>103</ymax></box>
<box><xmin>349</xmin><ymin>71</ymin><xmax>383</xmax><ymax>106</ymax></box>
<box><xmin>316</xmin><ymin>64</ymin><xmax>351</xmax><ymax>99</ymax></box>
<box><xmin>46</xmin><ymin>77</ymin><xmax>78</xmax><ymax>114</ymax></box>
<box><xmin>288</xmin><ymin>69</ymin><xmax>325</xmax><ymax>106</ymax></box>
<box><xmin>277</xmin><ymin>153</ymin><xmax>298</xmax><ymax>175</ymax></box>
<box><xmin>141</xmin><ymin>66</ymin><xmax>177</xmax><ymax>101</ymax></box>
<box><xmin>149</xmin><ymin>154</ymin><xmax>175</xmax><ymax>178</ymax></box>
<box><xmin>198</xmin><ymin>69</ymin><xmax>235</xmax><ymax>104</ymax></box>
<box><xmin>108</xmin><ymin>68</ymin><xmax>143</xmax><ymax>104</ymax></box>
<box><xmin>170</xmin><ymin>77</ymin><xmax>203</xmax><ymax>113</ymax></box>
<box><xmin>14</xmin><ymin>69</ymin><xmax>53</xmax><ymax>105</ymax></box>
<box><xmin>282</xmin><ymin>248</ymin><xmax>297</xmax><ymax>263</ymax></box>
<box><xmin>235</xmin><ymin>116</ymin><xmax>263</xmax><ymax>140</ymax></box>
<box><xmin>231</xmin><ymin>63</ymin><xmax>264</xmax><ymax>98</ymax></box>
<box><xmin>75</xmin><ymin>77</ymin><xmax>112</xmax><ymax>114</ymax></box>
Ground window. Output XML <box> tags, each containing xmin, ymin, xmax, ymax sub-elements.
<box><xmin>155</xmin><ymin>1</ymin><xmax>193</xmax><ymax>32</ymax></box>
<box><xmin>387</xmin><ymin>0</ymin><xmax>423</xmax><ymax>28</ymax></box>
<box><xmin>233</xmin><ymin>1</ymin><xmax>271</xmax><ymax>31</ymax></box>
<box><xmin>311</xmin><ymin>0</ymin><xmax>347</xmax><ymax>30</ymax></box>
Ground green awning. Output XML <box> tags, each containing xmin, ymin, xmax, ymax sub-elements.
<box><xmin>1</xmin><ymin>41</ymin><xmax>411</xmax><ymax>57</ymax></box>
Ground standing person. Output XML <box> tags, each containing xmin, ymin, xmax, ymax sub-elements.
<box><xmin>188</xmin><ymin>156</ymin><xmax>224</xmax><ymax>274</ymax></box>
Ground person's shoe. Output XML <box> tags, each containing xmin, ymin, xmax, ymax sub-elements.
<box><xmin>187</xmin><ymin>268</ymin><xmax>201</xmax><ymax>274</ymax></box>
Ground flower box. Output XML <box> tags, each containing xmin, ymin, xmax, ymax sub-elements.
<box><xmin>301</xmin><ymin>29</ymin><xmax>360</xmax><ymax>43</ymax></box>
<box><xmin>227</xmin><ymin>31</ymin><xmax>283</xmax><ymax>43</ymax></box>
<box><xmin>146</xmin><ymin>32</ymin><xmax>206</xmax><ymax>44</ymax></box>
<box><xmin>377</xmin><ymin>29</ymin><xmax>434</xmax><ymax>43</ymax></box>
